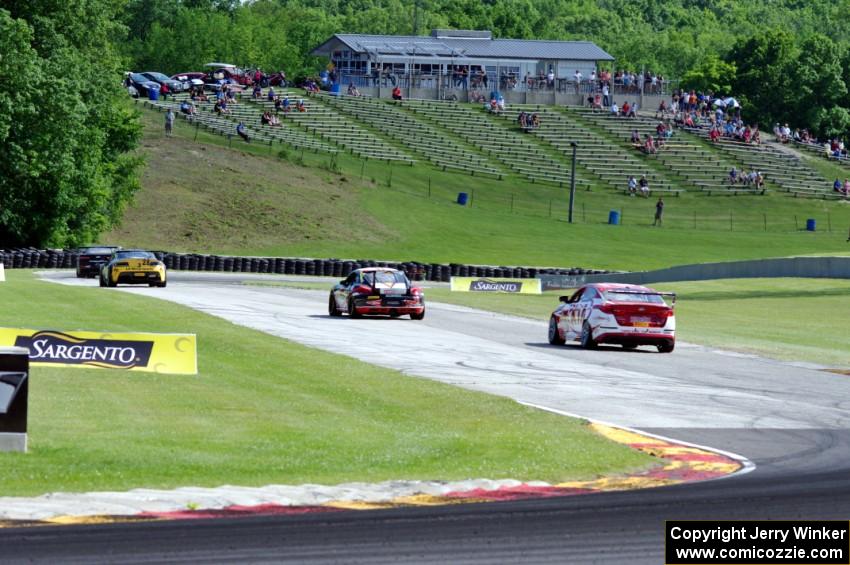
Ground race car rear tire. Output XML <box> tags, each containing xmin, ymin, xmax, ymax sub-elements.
<box><xmin>328</xmin><ymin>294</ymin><xmax>342</xmax><ymax>316</ymax></box>
<box><xmin>410</xmin><ymin>310</ymin><xmax>425</xmax><ymax>320</ymax></box>
<box><xmin>348</xmin><ymin>298</ymin><xmax>361</xmax><ymax>318</ymax></box>
<box><xmin>107</xmin><ymin>270</ymin><xmax>117</xmax><ymax>287</ymax></box>
<box><xmin>580</xmin><ymin>322</ymin><xmax>597</xmax><ymax>349</ymax></box>
<box><xmin>548</xmin><ymin>316</ymin><xmax>565</xmax><ymax>345</ymax></box>
<box><xmin>158</xmin><ymin>280</ymin><xmax>167</xmax><ymax>288</ymax></box>
<box><xmin>99</xmin><ymin>276</ymin><xmax>106</xmax><ymax>287</ymax></box>
<box><xmin>657</xmin><ymin>341</ymin><xmax>675</xmax><ymax>353</ymax></box>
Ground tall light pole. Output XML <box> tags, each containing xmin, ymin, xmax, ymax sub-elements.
<box><xmin>568</xmin><ymin>142</ymin><xmax>577</xmax><ymax>223</ymax></box>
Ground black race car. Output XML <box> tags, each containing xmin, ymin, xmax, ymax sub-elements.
<box><xmin>76</xmin><ymin>246</ymin><xmax>121</xmax><ymax>278</ymax></box>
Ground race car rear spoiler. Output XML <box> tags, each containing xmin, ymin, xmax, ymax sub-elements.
<box><xmin>605</xmin><ymin>290</ymin><xmax>677</xmax><ymax>305</ymax></box>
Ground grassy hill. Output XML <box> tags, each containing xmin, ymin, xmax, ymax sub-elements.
<box><xmin>106</xmin><ymin>104</ymin><xmax>850</xmax><ymax>272</ymax></box>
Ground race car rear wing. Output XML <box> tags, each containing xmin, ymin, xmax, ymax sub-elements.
<box><xmin>604</xmin><ymin>290</ymin><xmax>677</xmax><ymax>306</ymax></box>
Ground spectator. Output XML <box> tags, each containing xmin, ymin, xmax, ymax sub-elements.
<box><xmin>296</xmin><ymin>99</ymin><xmax>306</xmax><ymax>112</ymax></box>
<box><xmin>160</xmin><ymin>82</ymin><xmax>169</xmax><ymax>100</ymax></box>
<box><xmin>518</xmin><ymin>111</ymin><xmax>528</xmax><ymax>129</ymax></box>
<box><xmin>628</xmin><ymin>175</ymin><xmax>638</xmax><ymax>195</ymax></box>
<box><xmin>627</xmin><ymin>102</ymin><xmax>638</xmax><ymax>118</ymax></box>
<box><xmin>640</xmin><ymin>175</ymin><xmax>651</xmax><ymax>197</ymax></box>
<box><xmin>179</xmin><ymin>100</ymin><xmax>195</xmax><ymax>121</ymax></box>
<box><xmin>653</xmin><ymin>196</ymin><xmax>664</xmax><ymax>226</ymax></box>
<box><xmin>392</xmin><ymin>85</ymin><xmax>402</xmax><ymax>101</ymax></box>
<box><xmin>835</xmin><ymin>179</ymin><xmax>844</xmax><ymax>193</ymax></box>
<box><xmin>643</xmin><ymin>134</ymin><xmax>656</xmax><ymax>154</ymax></box>
<box><xmin>252</xmin><ymin>83</ymin><xmax>262</xmax><ymax>98</ymax></box>
<box><xmin>709</xmin><ymin>126</ymin><xmax>720</xmax><ymax>143</ymax></box>
<box><xmin>574</xmin><ymin>69</ymin><xmax>582</xmax><ymax>92</ymax></box>
<box><xmin>236</xmin><ymin>121</ymin><xmax>250</xmax><ymax>142</ymax></box>
<box><xmin>226</xmin><ymin>87</ymin><xmax>237</xmax><ymax>104</ymax></box>
<box><xmin>602</xmin><ymin>83</ymin><xmax>610</xmax><ymax>107</ymax></box>
<box><xmin>164</xmin><ymin>108</ymin><xmax>174</xmax><ymax>137</ymax></box>
<box><xmin>591</xmin><ymin>93</ymin><xmax>603</xmax><ymax>112</ymax></box>
<box><xmin>621</xmin><ymin>101</ymin><xmax>630</xmax><ymax>117</ymax></box>
<box><xmin>630</xmin><ymin>129</ymin><xmax>641</xmax><ymax>147</ymax></box>
<box><xmin>547</xmin><ymin>68</ymin><xmax>555</xmax><ymax>89</ymax></box>
<box><xmin>274</xmin><ymin>96</ymin><xmax>283</xmax><ymax>112</ymax></box>
<box><xmin>656</xmin><ymin>100</ymin><xmax>668</xmax><ymax>119</ymax></box>
<box><xmin>844</xmin><ymin>179</ymin><xmax>850</xmax><ymax>195</ymax></box>
<box><xmin>728</xmin><ymin>167</ymin><xmax>738</xmax><ymax>184</ymax></box>
<box><xmin>347</xmin><ymin>82</ymin><xmax>361</xmax><ymax>96</ymax></box>
<box><xmin>261</xmin><ymin>111</ymin><xmax>272</xmax><ymax>125</ymax></box>
<box><xmin>282</xmin><ymin>95</ymin><xmax>291</xmax><ymax>112</ymax></box>
<box><xmin>610</xmin><ymin>102</ymin><xmax>619</xmax><ymax>116</ymax></box>
<box><xmin>253</xmin><ymin>69</ymin><xmax>262</xmax><ymax>86</ymax></box>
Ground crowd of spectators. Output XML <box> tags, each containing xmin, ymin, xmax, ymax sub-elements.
<box><xmin>517</xmin><ymin>111</ymin><xmax>540</xmax><ymax>130</ymax></box>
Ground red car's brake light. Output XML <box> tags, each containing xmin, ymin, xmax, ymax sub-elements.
<box><xmin>598</xmin><ymin>303</ymin><xmax>615</xmax><ymax>314</ymax></box>
<box><xmin>410</xmin><ymin>287</ymin><xmax>423</xmax><ymax>296</ymax></box>
<box><xmin>352</xmin><ymin>284</ymin><xmax>373</xmax><ymax>294</ymax></box>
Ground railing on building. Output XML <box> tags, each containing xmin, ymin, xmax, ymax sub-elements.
<box><xmin>337</xmin><ymin>72</ymin><xmax>678</xmax><ymax>97</ymax></box>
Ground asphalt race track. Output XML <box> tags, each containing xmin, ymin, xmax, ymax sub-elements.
<box><xmin>6</xmin><ymin>271</ymin><xmax>849</xmax><ymax>564</ymax></box>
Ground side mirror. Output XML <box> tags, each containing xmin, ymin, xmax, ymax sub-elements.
<box><xmin>559</xmin><ymin>295</ymin><xmax>570</xmax><ymax>303</ymax></box>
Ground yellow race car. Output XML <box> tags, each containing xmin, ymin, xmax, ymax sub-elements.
<box><xmin>99</xmin><ymin>249</ymin><xmax>167</xmax><ymax>288</ymax></box>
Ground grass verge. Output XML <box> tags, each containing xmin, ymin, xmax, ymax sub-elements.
<box><xmin>0</xmin><ymin>271</ymin><xmax>653</xmax><ymax>497</ymax></box>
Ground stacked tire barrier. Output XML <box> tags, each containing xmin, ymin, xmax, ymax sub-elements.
<box><xmin>0</xmin><ymin>249</ymin><xmax>609</xmax><ymax>282</ymax></box>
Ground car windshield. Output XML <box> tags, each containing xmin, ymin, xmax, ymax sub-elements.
<box><xmin>80</xmin><ymin>247</ymin><xmax>116</xmax><ymax>255</ymax></box>
<box><xmin>362</xmin><ymin>271</ymin><xmax>407</xmax><ymax>285</ymax></box>
<box><xmin>115</xmin><ymin>251</ymin><xmax>155</xmax><ymax>260</ymax></box>
<box><xmin>604</xmin><ymin>291</ymin><xmax>666</xmax><ymax>304</ymax></box>
<box><xmin>130</xmin><ymin>73</ymin><xmax>150</xmax><ymax>82</ymax></box>
<box><xmin>143</xmin><ymin>72</ymin><xmax>170</xmax><ymax>81</ymax></box>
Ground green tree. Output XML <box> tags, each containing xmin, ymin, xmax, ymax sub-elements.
<box><xmin>681</xmin><ymin>55</ymin><xmax>736</xmax><ymax>94</ymax></box>
<box><xmin>0</xmin><ymin>3</ymin><xmax>143</xmax><ymax>247</ymax></box>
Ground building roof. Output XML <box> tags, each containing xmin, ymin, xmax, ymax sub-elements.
<box><xmin>312</xmin><ymin>32</ymin><xmax>614</xmax><ymax>61</ymax></box>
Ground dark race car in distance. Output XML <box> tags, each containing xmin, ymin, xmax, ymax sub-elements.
<box><xmin>125</xmin><ymin>72</ymin><xmax>160</xmax><ymax>97</ymax></box>
<box><xmin>329</xmin><ymin>268</ymin><xmax>425</xmax><ymax>319</ymax></box>
<box><xmin>76</xmin><ymin>246</ymin><xmax>120</xmax><ymax>278</ymax></box>
<box><xmin>548</xmin><ymin>283</ymin><xmax>676</xmax><ymax>352</ymax></box>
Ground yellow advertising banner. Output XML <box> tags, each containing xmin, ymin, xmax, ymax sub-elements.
<box><xmin>0</xmin><ymin>328</ymin><xmax>197</xmax><ymax>375</ymax></box>
<box><xmin>450</xmin><ymin>277</ymin><xmax>542</xmax><ymax>294</ymax></box>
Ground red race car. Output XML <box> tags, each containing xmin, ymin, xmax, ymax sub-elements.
<box><xmin>548</xmin><ymin>283</ymin><xmax>676</xmax><ymax>352</ymax></box>
<box><xmin>329</xmin><ymin>268</ymin><xmax>425</xmax><ymax>319</ymax></box>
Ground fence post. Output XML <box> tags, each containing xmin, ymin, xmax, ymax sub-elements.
<box><xmin>387</xmin><ymin>164</ymin><xmax>393</xmax><ymax>187</ymax></box>
<box><xmin>471</xmin><ymin>188</ymin><xmax>474</xmax><ymax>207</ymax></box>
<box><xmin>620</xmin><ymin>208</ymin><xmax>624</xmax><ymax>225</ymax></box>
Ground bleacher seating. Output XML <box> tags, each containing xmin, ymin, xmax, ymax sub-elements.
<box><xmin>570</xmin><ymin>108</ymin><xmax>764</xmax><ymax>196</ymax></box>
<box><xmin>683</xmin><ymin>125</ymin><xmax>838</xmax><ymax>199</ymax></box>
<box><xmin>402</xmin><ymin>99</ymin><xmax>594</xmax><ymax>190</ymax></box>
<box><xmin>248</xmin><ymin>91</ymin><xmax>415</xmax><ymax>164</ymax></box>
<box><xmin>316</xmin><ymin>93</ymin><xmax>504</xmax><ymax>179</ymax></box>
<box><xmin>499</xmin><ymin>105</ymin><xmax>683</xmax><ymax>196</ymax></box>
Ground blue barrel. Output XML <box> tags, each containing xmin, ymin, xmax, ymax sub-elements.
<box><xmin>608</xmin><ymin>210</ymin><xmax>620</xmax><ymax>225</ymax></box>
<box><xmin>806</xmin><ymin>218</ymin><xmax>816</xmax><ymax>231</ymax></box>
<box><xmin>457</xmin><ymin>192</ymin><xmax>469</xmax><ymax>205</ymax></box>
<box><xmin>148</xmin><ymin>86</ymin><xmax>159</xmax><ymax>101</ymax></box>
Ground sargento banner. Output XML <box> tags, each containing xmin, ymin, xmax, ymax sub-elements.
<box><xmin>450</xmin><ymin>277</ymin><xmax>542</xmax><ymax>294</ymax></box>
<box><xmin>0</xmin><ymin>328</ymin><xmax>197</xmax><ymax>375</ymax></box>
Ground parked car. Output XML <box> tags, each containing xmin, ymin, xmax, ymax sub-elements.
<box><xmin>204</xmin><ymin>63</ymin><xmax>253</xmax><ymax>86</ymax></box>
<box><xmin>329</xmin><ymin>268</ymin><xmax>425</xmax><ymax>319</ymax></box>
<box><xmin>548</xmin><ymin>283</ymin><xmax>676</xmax><ymax>352</ymax></box>
<box><xmin>171</xmin><ymin>72</ymin><xmax>207</xmax><ymax>90</ymax></box>
<box><xmin>75</xmin><ymin>246</ymin><xmax>120</xmax><ymax>278</ymax></box>
<box><xmin>140</xmin><ymin>71</ymin><xmax>185</xmax><ymax>93</ymax></box>
<box><xmin>124</xmin><ymin>72</ymin><xmax>160</xmax><ymax>97</ymax></box>
<box><xmin>100</xmin><ymin>249</ymin><xmax>167</xmax><ymax>288</ymax></box>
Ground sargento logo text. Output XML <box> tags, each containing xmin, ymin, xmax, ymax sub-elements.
<box><xmin>469</xmin><ymin>279</ymin><xmax>523</xmax><ymax>293</ymax></box>
<box><xmin>14</xmin><ymin>331</ymin><xmax>154</xmax><ymax>369</ymax></box>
